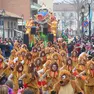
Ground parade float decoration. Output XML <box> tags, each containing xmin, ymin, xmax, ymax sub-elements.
<box><xmin>25</xmin><ymin>5</ymin><xmax>58</xmax><ymax>47</ymax></box>
<box><xmin>25</xmin><ymin>18</ymin><xmax>35</xmax><ymax>47</ymax></box>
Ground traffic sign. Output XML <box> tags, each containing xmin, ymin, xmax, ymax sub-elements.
<box><xmin>82</xmin><ymin>21</ymin><xmax>89</xmax><ymax>27</ymax></box>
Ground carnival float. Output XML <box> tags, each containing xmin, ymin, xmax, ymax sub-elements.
<box><xmin>25</xmin><ymin>5</ymin><xmax>58</xmax><ymax>47</ymax></box>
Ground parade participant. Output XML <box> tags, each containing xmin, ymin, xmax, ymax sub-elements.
<box><xmin>24</xmin><ymin>52</ymin><xmax>33</xmax><ymax>72</ymax></box>
<box><xmin>0</xmin><ymin>61</ymin><xmax>15</xmax><ymax>83</ymax></box>
<box><xmin>51</xmin><ymin>70</ymin><xmax>83</xmax><ymax>94</ymax></box>
<box><xmin>84</xmin><ymin>60</ymin><xmax>94</xmax><ymax>94</ymax></box>
<box><xmin>13</xmin><ymin>40</ymin><xmax>20</xmax><ymax>51</ymax></box>
<box><xmin>57</xmin><ymin>38</ymin><xmax>63</xmax><ymax>50</ymax></box>
<box><xmin>49</xmin><ymin>18</ymin><xmax>58</xmax><ymax>42</ymax></box>
<box><xmin>45</xmin><ymin>47</ymin><xmax>51</xmax><ymax>60</ymax></box>
<box><xmin>40</xmin><ymin>50</ymin><xmax>47</xmax><ymax>65</ymax></box>
<box><xmin>47</xmin><ymin>42</ymin><xmax>53</xmax><ymax>47</ymax></box>
<box><xmin>0</xmin><ymin>54</ymin><xmax>5</xmax><ymax>73</ymax></box>
<box><xmin>71</xmin><ymin>50</ymin><xmax>78</xmax><ymax>67</ymax></box>
<box><xmin>78</xmin><ymin>52</ymin><xmax>88</xmax><ymax>62</ymax></box>
<box><xmin>31</xmin><ymin>47</ymin><xmax>39</xmax><ymax>60</ymax></box>
<box><xmin>9</xmin><ymin>49</ymin><xmax>17</xmax><ymax>64</ymax></box>
<box><xmin>20</xmin><ymin>48</ymin><xmax>27</xmax><ymax>61</ymax></box>
<box><xmin>34</xmin><ymin>57</ymin><xmax>42</xmax><ymax>71</ymax></box>
<box><xmin>13</xmin><ymin>51</ymin><xmax>21</xmax><ymax>63</ymax></box>
<box><xmin>59</xmin><ymin>50</ymin><xmax>67</xmax><ymax>65</ymax></box>
<box><xmin>41</xmin><ymin>62</ymin><xmax>59</xmax><ymax>94</ymax></box>
<box><xmin>8</xmin><ymin>62</ymin><xmax>24</xmax><ymax>92</ymax></box>
<box><xmin>40</xmin><ymin>43</ymin><xmax>45</xmax><ymax>50</ymax></box>
<box><xmin>51</xmin><ymin>52</ymin><xmax>61</xmax><ymax>67</ymax></box>
<box><xmin>62</xmin><ymin>41</ymin><xmax>68</xmax><ymax>52</ymax></box>
<box><xmin>0</xmin><ymin>61</ymin><xmax>21</xmax><ymax>92</ymax></box>
<box><xmin>73</xmin><ymin>58</ymin><xmax>86</xmax><ymax>92</ymax></box>
<box><xmin>65</xmin><ymin>57</ymin><xmax>74</xmax><ymax>73</ymax></box>
<box><xmin>22</xmin><ymin>62</ymin><xmax>39</xmax><ymax>94</ymax></box>
<box><xmin>21</xmin><ymin>44</ymin><xmax>28</xmax><ymax>51</ymax></box>
<box><xmin>26</xmin><ymin>52</ymin><xmax>32</xmax><ymax>64</ymax></box>
<box><xmin>38</xmin><ymin>60</ymin><xmax>52</xmax><ymax>77</ymax></box>
<box><xmin>37</xmin><ymin>46</ymin><xmax>42</xmax><ymax>52</ymax></box>
<box><xmin>49</xmin><ymin>47</ymin><xmax>56</xmax><ymax>59</ymax></box>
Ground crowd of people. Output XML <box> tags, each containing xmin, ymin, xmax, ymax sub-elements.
<box><xmin>0</xmin><ymin>37</ymin><xmax>23</xmax><ymax>58</ymax></box>
<box><xmin>0</xmin><ymin>36</ymin><xmax>94</xmax><ymax>94</ymax></box>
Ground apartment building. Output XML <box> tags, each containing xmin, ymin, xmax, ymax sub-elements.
<box><xmin>0</xmin><ymin>0</ymin><xmax>41</xmax><ymax>20</ymax></box>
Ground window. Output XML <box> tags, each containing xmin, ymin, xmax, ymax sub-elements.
<box><xmin>58</xmin><ymin>13</ymin><xmax>61</xmax><ymax>17</ymax></box>
<box><xmin>62</xmin><ymin>13</ymin><xmax>64</xmax><ymax>16</ymax></box>
<box><xmin>54</xmin><ymin>13</ymin><xmax>56</xmax><ymax>16</ymax></box>
<box><xmin>8</xmin><ymin>29</ymin><xmax>10</xmax><ymax>37</ymax></box>
<box><xmin>8</xmin><ymin>21</ymin><xmax>10</xmax><ymax>28</ymax></box>
<box><xmin>70</xmin><ymin>13</ymin><xmax>74</xmax><ymax>17</ymax></box>
<box><xmin>0</xmin><ymin>20</ymin><xmax>4</xmax><ymax>25</ymax></box>
<box><xmin>11</xmin><ymin>22</ymin><xmax>13</xmax><ymax>28</ymax></box>
<box><xmin>33</xmin><ymin>0</ymin><xmax>37</xmax><ymax>3</ymax></box>
<box><xmin>14</xmin><ymin>22</ymin><xmax>16</xmax><ymax>29</ymax></box>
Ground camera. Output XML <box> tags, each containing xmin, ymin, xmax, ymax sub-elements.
<box><xmin>18</xmin><ymin>80</ymin><xmax>23</xmax><ymax>89</ymax></box>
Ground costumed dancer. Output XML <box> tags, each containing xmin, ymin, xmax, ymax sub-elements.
<box><xmin>41</xmin><ymin>62</ymin><xmax>59</xmax><ymax>94</ymax></box>
<box><xmin>59</xmin><ymin>50</ymin><xmax>67</xmax><ymax>66</ymax></box>
<box><xmin>71</xmin><ymin>50</ymin><xmax>78</xmax><ymax>67</ymax></box>
<box><xmin>51</xmin><ymin>70</ymin><xmax>84</xmax><ymax>94</ymax></box>
<box><xmin>83</xmin><ymin>60</ymin><xmax>94</xmax><ymax>94</ymax></box>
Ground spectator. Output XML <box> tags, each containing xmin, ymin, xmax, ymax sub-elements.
<box><xmin>5</xmin><ymin>45</ymin><xmax>10</xmax><ymax>58</ymax></box>
<box><xmin>0</xmin><ymin>85</ymin><xmax>8</xmax><ymax>94</ymax></box>
<box><xmin>5</xmin><ymin>80</ymin><xmax>13</xmax><ymax>89</ymax></box>
<box><xmin>5</xmin><ymin>80</ymin><xmax>15</xmax><ymax>94</ymax></box>
<box><xmin>67</xmin><ymin>42</ymin><xmax>74</xmax><ymax>57</ymax></box>
<box><xmin>81</xmin><ymin>45</ymin><xmax>86</xmax><ymax>52</ymax></box>
<box><xmin>9</xmin><ymin>38</ymin><xmax>14</xmax><ymax>46</ymax></box>
<box><xmin>23</xmin><ymin>88</ymin><xmax>34</xmax><ymax>94</ymax></box>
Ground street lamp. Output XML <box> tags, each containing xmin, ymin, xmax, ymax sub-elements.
<box><xmin>21</xmin><ymin>14</ymin><xmax>24</xmax><ymax>31</ymax></box>
<box><xmin>88</xmin><ymin>0</ymin><xmax>92</xmax><ymax>42</ymax></box>
<box><xmin>81</xmin><ymin>5</ymin><xmax>85</xmax><ymax>38</ymax></box>
<box><xmin>1</xmin><ymin>9</ymin><xmax>5</xmax><ymax>41</ymax></box>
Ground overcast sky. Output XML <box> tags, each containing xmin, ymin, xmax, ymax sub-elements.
<box><xmin>53</xmin><ymin>0</ymin><xmax>63</xmax><ymax>3</ymax></box>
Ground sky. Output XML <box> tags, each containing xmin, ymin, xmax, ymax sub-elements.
<box><xmin>53</xmin><ymin>0</ymin><xmax>71</xmax><ymax>3</ymax></box>
<box><xmin>53</xmin><ymin>0</ymin><xmax>64</xmax><ymax>3</ymax></box>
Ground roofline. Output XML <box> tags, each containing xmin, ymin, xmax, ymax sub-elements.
<box><xmin>0</xmin><ymin>15</ymin><xmax>22</xmax><ymax>19</ymax></box>
<box><xmin>0</xmin><ymin>9</ymin><xmax>22</xmax><ymax>19</ymax></box>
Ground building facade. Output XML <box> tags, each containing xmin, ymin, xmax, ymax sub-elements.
<box><xmin>0</xmin><ymin>0</ymin><xmax>41</xmax><ymax>20</ymax></box>
<box><xmin>38</xmin><ymin>0</ymin><xmax>53</xmax><ymax>11</ymax></box>
<box><xmin>53</xmin><ymin>2</ymin><xmax>94</xmax><ymax>36</ymax></box>
<box><xmin>0</xmin><ymin>10</ymin><xmax>21</xmax><ymax>39</ymax></box>
<box><xmin>53</xmin><ymin>3</ymin><xmax>77</xmax><ymax>36</ymax></box>
<box><xmin>0</xmin><ymin>0</ymin><xmax>1</xmax><ymax>9</ymax></box>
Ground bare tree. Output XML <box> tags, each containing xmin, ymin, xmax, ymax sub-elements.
<box><xmin>63</xmin><ymin>0</ymin><xmax>88</xmax><ymax>36</ymax></box>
